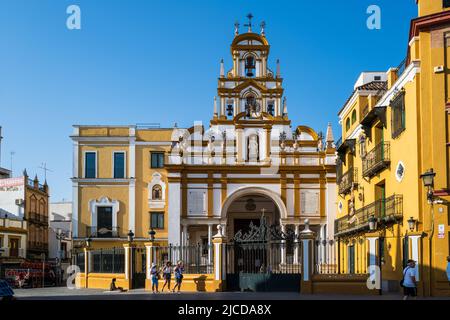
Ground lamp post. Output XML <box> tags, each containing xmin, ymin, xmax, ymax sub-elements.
<box><xmin>420</xmin><ymin>168</ymin><xmax>436</xmax><ymax>203</ymax></box>
<box><xmin>420</xmin><ymin>168</ymin><xmax>437</xmax><ymax>296</ymax></box>
<box><xmin>148</xmin><ymin>228</ymin><xmax>156</xmax><ymax>243</ymax></box>
<box><xmin>127</xmin><ymin>230</ymin><xmax>135</xmax><ymax>243</ymax></box>
<box><xmin>407</xmin><ymin>217</ymin><xmax>417</xmax><ymax>232</ymax></box>
<box><xmin>85</xmin><ymin>237</ymin><xmax>92</xmax><ymax>248</ymax></box>
<box><xmin>368</xmin><ymin>215</ymin><xmax>378</xmax><ymax>231</ymax></box>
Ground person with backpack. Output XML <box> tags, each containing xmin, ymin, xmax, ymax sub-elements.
<box><xmin>161</xmin><ymin>261</ymin><xmax>172</xmax><ymax>292</ymax></box>
<box><xmin>401</xmin><ymin>259</ymin><xmax>417</xmax><ymax>300</ymax></box>
<box><xmin>172</xmin><ymin>261</ymin><xmax>184</xmax><ymax>293</ymax></box>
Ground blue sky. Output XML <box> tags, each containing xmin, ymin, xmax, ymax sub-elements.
<box><xmin>0</xmin><ymin>0</ymin><xmax>417</xmax><ymax>202</ymax></box>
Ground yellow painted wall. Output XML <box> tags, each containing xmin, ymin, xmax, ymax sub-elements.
<box><xmin>418</xmin><ymin>0</ymin><xmax>450</xmax><ymax>17</ymax></box>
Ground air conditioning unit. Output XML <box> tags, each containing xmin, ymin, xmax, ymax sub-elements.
<box><xmin>15</xmin><ymin>199</ymin><xmax>24</xmax><ymax>206</ymax></box>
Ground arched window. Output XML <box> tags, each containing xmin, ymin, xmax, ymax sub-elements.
<box><xmin>345</xmin><ymin>118</ymin><xmax>351</xmax><ymax>131</ymax></box>
<box><xmin>152</xmin><ymin>185</ymin><xmax>162</xmax><ymax>200</ymax></box>
<box><xmin>351</xmin><ymin>110</ymin><xmax>357</xmax><ymax>124</ymax></box>
<box><xmin>245</xmin><ymin>56</ymin><xmax>255</xmax><ymax>77</ymax></box>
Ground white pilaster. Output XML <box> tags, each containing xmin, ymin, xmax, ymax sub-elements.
<box><xmin>128</xmin><ymin>130</ymin><xmax>136</xmax><ymax>233</ymax></box>
<box><xmin>168</xmin><ymin>182</ymin><xmax>181</xmax><ymax>245</ymax></box>
<box><xmin>294</xmin><ymin>225</ymin><xmax>300</xmax><ymax>264</ymax></box>
<box><xmin>367</xmin><ymin>237</ymin><xmax>378</xmax><ymax>267</ymax></box>
<box><xmin>208</xmin><ymin>224</ymin><xmax>213</xmax><ymax>264</ymax></box>
<box><xmin>409</xmin><ymin>235</ymin><xmax>421</xmax><ymax>281</ymax></box>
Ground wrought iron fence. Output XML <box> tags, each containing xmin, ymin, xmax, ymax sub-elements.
<box><xmin>73</xmin><ymin>250</ymin><xmax>85</xmax><ymax>272</ymax></box>
<box><xmin>91</xmin><ymin>248</ymin><xmax>125</xmax><ymax>273</ymax></box>
<box><xmin>338</xmin><ymin>167</ymin><xmax>358</xmax><ymax>195</ymax></box>
<box><xmin>226</xmin><ymin>240</ymin><xmax>302</xmax><ymax>274</ymax></box>
<box><xmin>314</xmin><ymin>239</ymin><xmax>338</xmax><ymax>274</ymax></box>
<box><xmin>151</xmin><ymin>244</ymin><xmax>213</xmax><ymax>274</ymax></box>
<box><xmin>314</xmin><ymin>238</ymin><xmax>369</xmax><ymax>274</ymax></box>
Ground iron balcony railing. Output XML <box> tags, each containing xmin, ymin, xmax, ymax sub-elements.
<box><xmin>362</xmin><ymin>142</ymin><xmax>390</xmax><ymax>178</ymax></box>
<box><xmin>0</xmin><ymin>248</ymin><xmax>26</xmax><ymax>258</ymax></box>
<box><xmin>28</xmin><ymin>242</ymin><xmax>48</xmax><ymax>251</ymax></box>
<box><xmin>338</xmin><ymin>167</ymin><xmax>358</xmax><ymax>195</ymax></box>
<box><xmin>334</xmin><ymin>195</ymin><xmax>403</xmax><ymax>237</ymax></box>
<box><xmin>28</xmin><ymin>212</ymin><xmax>49</xmax><ymax>225</ymax></box>
<box><xmin>86</xmin><ymin>226</ymin><xmax>120</xmax><ymax>238</ymax></box>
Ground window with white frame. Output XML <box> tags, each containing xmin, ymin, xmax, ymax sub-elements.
<box><xmin>113</xmin><ymin>152</ymin><xmax>125</xmax><ymax>179</ymax></box>
<box><xmin>85</xmin><ymin>152</ymin><xmax>96</xmax><ymax>178</ymax></box>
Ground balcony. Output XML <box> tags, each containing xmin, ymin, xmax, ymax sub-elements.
<box><xmin>28</xmin><ymin>212</ymin><xmax>49</xmax><ymax>225</ymax></box>
<box><xmin>0</xmin><ymin>248</ymin><xmax>26</xmax><ymax>259</ymax></box>
<box><xmin>28</xmin><ymin>242</ymin><xmax>48</xmax><ymax>252</ymax></box>
<box><xmin>362</xmin><ymin>142</ymin><xmax>390</xmax><ymax>178</ymax></box>
<box><xmin>86</xmin><ymin>226</ymin><xmax>120</xmax><ymax>238</ymax></box>
<box><xmin>338</xmin><ymin>168</ymin><xmax>358</xmax><ymax>195</ymax></box>
<box><xmin>334</xmin><ymin>194</ymin><xmax>403</xmax><ymax>237</ymax></box>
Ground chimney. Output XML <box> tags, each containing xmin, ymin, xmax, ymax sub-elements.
<box><xmin>387</xmin><ymin>68</ymin><xmax>398</xmax><ymax>90</ymax></box>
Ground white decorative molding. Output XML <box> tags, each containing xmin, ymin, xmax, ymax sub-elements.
<box><xmin>88</xmin><ymin>196</ymin><xmax>120</xmax><ymax>229</ymax></box>
<box><xmin>148</xmin><ymin>172</ymin><xmax>166</xmax><ymax>209</ymax></box>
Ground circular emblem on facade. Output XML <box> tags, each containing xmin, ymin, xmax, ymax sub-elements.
<box><xmin>245</xmin><ymin>199</ymin><xmax>257</xmax><ymax>211</ymax></box>
<box><xmin>338</xmin><ymin>201</ymin><xmax>343</xmax><ymax>213</ymax></box>
<box><xmin>395</xmin><ymin>161</ymin><xmax>405</xmax><ymax>182</ymax></box>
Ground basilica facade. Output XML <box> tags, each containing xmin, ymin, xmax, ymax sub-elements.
<box><xmin>70</xmin><ymin>21</ymin><xmax>337</xmax><ymax>251</ymax></box>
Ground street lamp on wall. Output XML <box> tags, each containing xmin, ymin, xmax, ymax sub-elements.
<box><xmin>368</xmin><ymin>215</ymin><xmax>378</xmax><ymax>231</ymax></box>
<box><xmin>407</xmin><ymin>217</ymin><xmax>417</xmax><ymax>232</ymax></box>
<box><xmin>420</xmin><ymin>168</ymin><xmax>436</xmax><ymax>203</ymax></box>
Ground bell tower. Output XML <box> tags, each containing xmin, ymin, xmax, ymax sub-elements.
<box><xmin>214</xmin><ymin>14</ymin><xmax>286</xmax><ymax>122</ymax></box>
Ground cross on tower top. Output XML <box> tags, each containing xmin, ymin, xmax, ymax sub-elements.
<box><xmin>244</xmin><ymin>13</ymin><xmax>254</xmax><ymax>32</ymax></box>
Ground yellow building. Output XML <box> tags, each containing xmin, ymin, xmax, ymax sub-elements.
<box><xmin>71</xmin><ymin>17</ymin><xmax>337</xmax><ymax>291</ymax></box>
<box><xmin>335</xmin><ymin>0</ymin><xmax>450</xmax><ymax>297</ymax></box>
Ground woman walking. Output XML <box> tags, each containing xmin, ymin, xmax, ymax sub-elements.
<box><xmin>150</xmin><ymin>263</ymin><xmax>160</xmax><ymax>293</ymax></box>
<box><xmin>172</xmin><ymin>261</ymin><xmax>184</xmax><ymax>293</ymax></box>
<box><xmin>161</xmin><ymin>261</ymin><xmax>172</xmax><ymax>292</ymax></box>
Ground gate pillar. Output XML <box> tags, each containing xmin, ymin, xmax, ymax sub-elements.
<box><xmin>299</xmin><ymin>219</ymin><xmax>315</xmax><ymax>294</ymax></box>
<box><xmin>123</xmin><ymin>243</ymin><xmax>133</xmax><ymax>289</ymax></box>
<box><xmin>83</xmin><ymin>247</ymin><xmax>91</xmax><ymax>288</ymax></box>
<box><xmin>212</xmin><ymin>225</ymin><xmax>227</xmax><ymax>292</ymax></box>
<box><xmin>144</xmin><ymin>242</ymin><xmax>154</xmax><ymax>290</ymax></box>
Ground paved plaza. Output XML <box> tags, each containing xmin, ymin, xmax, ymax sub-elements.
<box><xmin>9</xmin><ymin>287</ymin><xmax>450</xmax><ymax>300</ymax></box>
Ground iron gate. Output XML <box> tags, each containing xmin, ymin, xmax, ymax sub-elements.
<box><xmin>131</xmin><ymin>247</ymin><xmax>146</xmax><ymax>289</ymax></box>
<box><xmin>226</xmin><ymin>216</ymin><xmax>302</xmax><ymax>292</ymax></box>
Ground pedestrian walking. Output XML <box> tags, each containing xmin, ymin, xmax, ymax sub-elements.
<box><xmin>172</xmin><ymin>261</ymin><xmax>184</xmax><ymax>293</ymax></box>
<box><xmin>401</xmin><ymin>259</ymin><xmax>417</xmax><ymax>300</ymax></box>
<box><xmin>161</xmin><ymin>261</ymin><xmax>172</xmax><ymax>292</ymax></box>
<box><xmin>150</xmin><ymin>263</ymin><xmax>160</xmax><ymax>293</ymax></box>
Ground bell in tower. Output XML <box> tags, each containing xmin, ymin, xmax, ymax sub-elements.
<box><xmin>245</xmin><ymin>56</ymin><xmax>255</xmax><ymax>77</ymax></box>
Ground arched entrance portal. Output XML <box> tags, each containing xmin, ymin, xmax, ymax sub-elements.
<box><xmin>225</xmin><ymin>194</ymin><xmax>281</xmax><ymax>240</ymax></box>
<box><xmin>222</xmin><ymin>188</ymin><xmax>302</xmax><ymax>292</ymax></box>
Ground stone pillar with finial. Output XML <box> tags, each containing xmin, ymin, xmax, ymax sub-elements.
<box><xmin>299</xmin><ymin>219</ymin><xmax>316</xmax><ymax>294</ymax></box>
<box><xmin>220</xmin><ymin>59</ymin><xmax>225</xmax><ymax>78</ymax></box>
<box><xmin>33</xmin><ymin>174</ymin><xmax>39</xmax><ymax>189</ymax></box>
<box><xmin>325</xmin><ymin>122</ymin><xmax>335</xmax><ymax>153</ymax></box>
<box><xmin>276</xmin><ymin>59</ymin><xmax>281</xmax><ymax>78</ymax></box>
<box><xmin>212</xmin><ymin>225</ymin><xmax>227</xmax><ymax>291</ymax></box>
